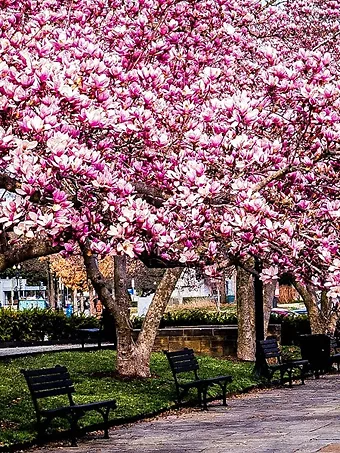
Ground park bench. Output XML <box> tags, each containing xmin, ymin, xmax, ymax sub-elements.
<box><xmin>330</xmin><ymin>336</ymin><xmax>340</xmax><ymax>371</ymax></box>
<box><xmin>21</xmin><ymin>365</ymin><xmax>117</xmax><ymax>446</ymax></box>
<box><xmin>259</xmin><ymin>338</ymin><xmax>309</xmax><ymax>387</ymax></box>
<box><xmin>164</xmin><ymin>348</ymin><xmax>233</xmax><ymax>409</ymax></box>
<box><xmin>77</xmin><ymin>327</ymin><xmax>102</xmax><ymax>349</ymax></box>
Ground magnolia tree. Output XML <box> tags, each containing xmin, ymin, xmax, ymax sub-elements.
<box><xmin>0</xmin><ymin>0</ymin><xmax>340</xmax><ymax>376</ymax></box>
<box><xmin>292</xmin><ymin>281</ymin><xmax>340</xmax><ymax>335</ymax></box>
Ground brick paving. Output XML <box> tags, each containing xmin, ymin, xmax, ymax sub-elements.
<box><xmin>29</xmin><ymin>374</ymin><xmax>340</xmax><ymax>453</ymax></box>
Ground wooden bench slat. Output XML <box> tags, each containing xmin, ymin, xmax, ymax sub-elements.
<box><xmin>171</xmin><ymin>361</ymin><xmax>198</xmax><ymax>370</ymax></box>
<box><xmin>166</xmin><ymin>349</ymin><xmax>194</xmax><ymax>357</ymax></box>
<box><xmin>29</xmin><ymin>372</ymin><xmax>71</xmax><ymax>385</ymax></box>
<box><xmin>262</xmin><ymin>346</ymin><xmax>281</xmax><ymax>354</ymax></box>
<box><xmin>169</xmin><ymin>352</ymin><xmax>196</xmax><ymax>361</ymax></box>
<box><xmin>22</xmin><ymin>366</ymin><xmax>67</xmax><ymax>377</ymax></box>
<box><xmin>30</xmin><ymin>379</ymin><xmax>74</xmax><ymax>392</ymax></box>
<box><xmin>169</xmin><ymin>355</ymin><xmax>197</xmax><ymax>364</ymax></box>
<box><xmin>34</xmin><ymin>386</ymin><xmax>76</xmax><ymax>399</ymax></box>
<box><xmin>264</xmin><ymin>352</ymin><xmax>280</xmax><ymax>359</ymax></box>
<box><xmin>41</xmin><ymin>399</ymin><xmax>117</xmax><ymax>417</ymax></box>
<box><xmin>171</xmin><ymin>354</ymin><xmax>197</xmax><ymax>361</ymax></box>
<box><xmin>260</xmin><ymin>344</ymin><xmax>280</xmax><ymax>351</ymax></box>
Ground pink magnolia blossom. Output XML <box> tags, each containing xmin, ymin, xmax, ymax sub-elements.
<box><xmin>0</xmin><ymin>0</ymin><xmax>338</xmax><ymax>289</ymax></box>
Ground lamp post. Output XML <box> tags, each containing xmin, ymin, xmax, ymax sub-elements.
<box><xmin>12</xmin><ymin>264</ymin><xmax>22</xmax><ymax>305</ymax></box>
<box><xmin>253</xmin><ymin>257</ymin><xmax>266</xmax><ymax>377</ymax></box>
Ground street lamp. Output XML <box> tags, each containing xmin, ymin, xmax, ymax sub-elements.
<box><xmin>12</xmin><ymin>264</ymin><xmax>22</xmax><ymax>303</ymax></box>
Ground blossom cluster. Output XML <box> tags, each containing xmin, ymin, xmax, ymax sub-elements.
<box><xmin>0</xmin><ymin>0</ymin><xmax>339</xmax><ymax>288</ymax></box>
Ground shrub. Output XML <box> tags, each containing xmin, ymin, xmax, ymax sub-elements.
<box><xmin>133</xmin><ymin>308</ymin><xmax>311</xmax><ymax>346</ymax></box>
<box><xmin>0</xmin><ymin>308</ymin><xmax>99</xmax><ymax>343</ymax></box>
<box><xmin>133</xmin><ymin>308</ymin><xmax>237</xmax><ymax>329</ymax></box>
<box><xmin>269</xmin><ymin>313</ymin><xmax>311</xmax><ymax>345</ymax></box>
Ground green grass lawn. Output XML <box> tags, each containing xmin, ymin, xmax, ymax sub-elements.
<box><xmin>0</xmin><ymin>350</ymin><xmax>259</xmax><ymax>448</ymax></box>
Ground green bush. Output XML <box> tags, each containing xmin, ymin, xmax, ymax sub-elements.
<box><xmin>133</xmin><ymin>308</ymin><xmax>238</xmax><ymax>329</ymax></box>
<box><xmin>0</xmin><ymin>309</ymin><xmax>99</xmax><ymax>343</ymax></box>
<box><xmin>1</xmin><ymin>307</ymin><xmax>314</xmax><ymax>346</ymax></box>
<box><xmin>269</xmin><ymin>313</ymin><xmax>311</xmax><ymax>345</ymax></box>
<box><xmin>133</xmin><ymin>309</ymin><xmax>311</xmax><ymax>346</ymax></box>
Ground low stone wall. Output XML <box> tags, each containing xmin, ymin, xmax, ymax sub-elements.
<box><xmin>133</xmin><ymin>324</ymin><xmax>281</xmax><ymax>357</ymax></box>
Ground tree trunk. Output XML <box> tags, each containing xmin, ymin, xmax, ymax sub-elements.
<box><xmin>293</xmin><ymin>283</ymin><xmax>339</xmax><ymax>335</ymax></box>
<box><xmin>219</xmin><ymin>272</ymin><xmax>226</xmax><ymax>304</ymax></box>
<box><xmin>88</xmin><ymin>283</ymin><xmax>95</xmax><ymax>315</ymax></box>
<box><xmin>47</xmin><ymin>265</ymin><xmax>56</xmax><ymax>309</ymax></box>
<box><xmin>263</xmin><ymin>282</ymin><xmax>277</xmax><ymax>337</ymax></box>
<box><xmin>72</xmin><ymin>289</ymin><xmax>78</xmax><ymax>313</ymax></box>
<box><xmin>82</xmin><ymin>242</ymin><xmax>182</xmax><ymax>377</ymax></box>
<box><xmin>279</xmin><ymin>284</ymin><xmax>298</xmax><ymax>304</ymax></box>
<box><xmin>236</xmin><ymin>266</ymin><xmax>255</xmax><ymax>361</ymax></box>
<box><xmin>135</xmin><ymin>267</ymin><xmax>183</xmax><ymax>375</ymax></box>
<box><xmin>113</xmin><ymin>254</ymin><xmax>139</xmax><ymax>376</ymax></box>
<box><xmin>79</xmin><ymin>292</ymin><xmax>84</xmax><ymax>313</ymax></box>
<box><xmin>113</xmin><ymin>259</ymin><xmax>182</xmax><ymax>377</ymax></box>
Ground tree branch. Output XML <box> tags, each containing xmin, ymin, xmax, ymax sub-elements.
<box><xmin>0</xmin><ymin>236</ymin><xmax>61</xmax><ymax>272</ymax></box>
<box><xmin>0</xmin><ymin>173</ymin><xmax>20</xmax><ymax>192</ymax></box>
<box><xmin>80</xmin><ymin>241</ymin><xmax>121</xmax><ymax>320</ymax></box>
<box><xmin>313</xmin><ymin>31</ymin><xmax>340</xmax><ymax>51</ymax></box>
<box><xmin>134</xmin><ymin>182</ymin><xmax>166</xmax><ymax>208</ymax></box>
<box><xmin>253</xmin><ymin>166</ymin><xmax>294</xmax><ymax>192</ymax></box>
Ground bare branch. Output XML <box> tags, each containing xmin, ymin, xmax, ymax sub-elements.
<box><xmin>313</xmin><ymin>30</ymin><xmax>340</xmax><ymax>51</ymax></box>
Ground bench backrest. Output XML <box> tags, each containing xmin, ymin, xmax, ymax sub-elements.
<box><xmin>330</xmin><ymin>336</ymin><xmax>340</xmax><ymax>353</ymax></box>
<box><xmin>164</xmin><ymin>348</ymin><xmax>200</xmax><ymax>382</ymax></box>
<box><xmin>21</xmin><ymin>365</ymin><xmax>75</xmax><ymax>417</ymax></box>
<box><xmin>259</xmin><ymin>338</ymin><xmax>282</xmax><ymax>364</ymax></box>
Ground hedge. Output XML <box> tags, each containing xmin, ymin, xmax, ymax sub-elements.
<box><xmin>0</xmin><ymin>308</ymin><xmax>99</xmax><ymax>343</ymax></box>
<box><xmin>1</xmin><ymin>307</ymin><xmax>336</xmax><ymax>346</ymax></box>
<box><xmin>271</xmin><ymin>314</ymin><xmax>311</xmax><ymax>345</ymax></box>
<box><xmin>133</xmin><ymin>308</ymin><xmax>313</xmax><ymax>345</ymax></box>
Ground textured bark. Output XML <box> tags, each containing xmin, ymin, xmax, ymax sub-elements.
<box><xmin>88</xmin><ymin>284</ymin><xmax>95</xmax><ymax>315</ymax></box>
<box><xmin>0</xmin><ymin>173</ymin><xmax>20</xmax><ymax>192</ymax></box>
<box><xmin>113</xmin><ymin>254</ymin><xmax>137</xmax><ymax>376</ymax></box>
<box><xmin>114</xmin><ymin>262</ymin><xmax>182</xmax><ymax>377</ymax></box>
<box><xmin>135</xmin><ymin>267</ymin><xmax>183</xmax><ymax>373</ymax></box>
<box><xmin>219</xmin><ymin>271</ymin><xmax>227</xmax><ymax>305</ymax></box>
<box><xmin>294</xmin><ymin>282</ymin><xmax>339</xmax><ymax>335</ymax></box>
<box><xmin>263</xmin><ymin>282</ymin><xmax>277</xmax><ymax>337</ymax></box>
<box><xmin>0</xmin><ymin>236</ymin><xmax>61</xmax><ymax>272</ymax></box>
<box><xmin>236</xmin><ymin>266</ymin><xmax>256</xmax><ymax>361</ymax></box>
<box><xmin>47</xmin><ymin>264</ymin><xmax>57</xmax><ymax>309</ymax></box>
<box><xmin>81</xmin><ymin>242</ymin><xmax>182</xmax><ymax>377</ymax></box>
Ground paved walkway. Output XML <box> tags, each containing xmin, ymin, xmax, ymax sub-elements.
<box><xmin>0</xmin><ymin>343</ymin><xmax>114</xmax><ymax>359</ymax></box>
<box><xmin>29</xmin><ymin>374</ymin><xmax>340</xmax><ymax>453</ymax></box>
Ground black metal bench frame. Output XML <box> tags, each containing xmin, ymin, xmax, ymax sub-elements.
<box><xmin>21</xmin><ymin>365</ymin><xmax>116</xmax><ymax>446</ymax></box>
<box><xmin>77</xmin><ymin>327</ymin><xmax>102</xmax><ymax>349</ymax></box>
<box><xmin>330</xmin><ymin>336</ymin><xmax>340</xmax><ymax>371</ymax></box>
<box><xmin>259</xmin><ymin>338</ymin><xmax>309</xmax><ymax>387</ymax></box>
<box><xmin>164</xmin><ymin>348</ymin><xmax>232</xmax><ymax>409</ymax></box>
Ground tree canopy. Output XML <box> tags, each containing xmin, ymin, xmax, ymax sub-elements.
<box><xmin>0</xmin><ymin>0</ymin><xmax>339</xmax><ymax>291</ymax></box>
